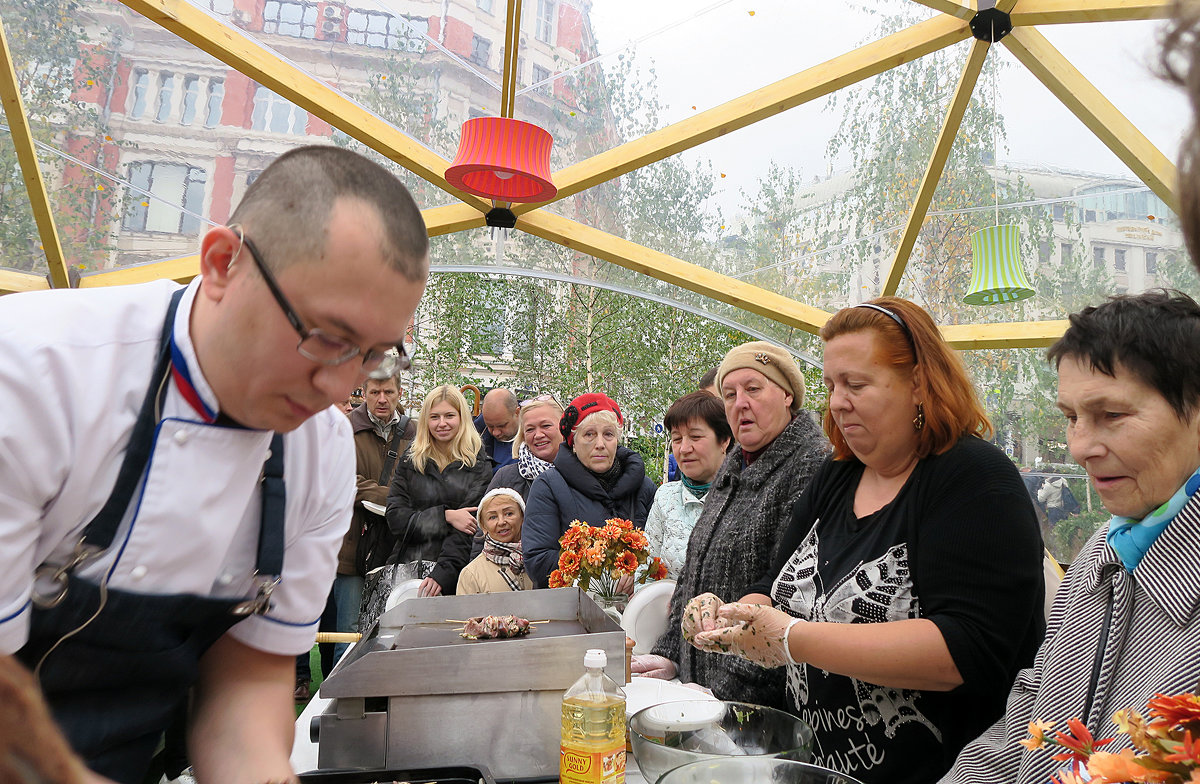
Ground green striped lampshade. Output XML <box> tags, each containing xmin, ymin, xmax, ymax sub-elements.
<box><xmin>964</xmin><ymin>225</ymin><xmax>1036</xmax><ymax>306</ymax></box>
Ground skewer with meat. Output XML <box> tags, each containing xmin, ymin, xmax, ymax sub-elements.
<box><xmin>460</xmin><ymin>614</ymin><xmax>532</xmax><ymax>639</ymax></box>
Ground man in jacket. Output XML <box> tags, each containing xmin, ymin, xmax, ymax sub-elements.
<box><xmin>476</xmin><ymin>388</ymin><xmax>519</xmax><ymax>471</ymax></box>
<box><xmin>337</xmin><ymin>371</ymin><xmax>415</xmax><ymax>660</ymax></box>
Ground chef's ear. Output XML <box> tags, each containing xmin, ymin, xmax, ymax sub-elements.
<box><xmin>197</xmin><ymin>225</ymin><xmax>243</xmax><ymax>301</ymax></box>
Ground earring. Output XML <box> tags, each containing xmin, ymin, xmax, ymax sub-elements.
<box><xmin>913</xmin><ymin>402</ymin><xmax>925</xmax><ymax>432</ymax></box>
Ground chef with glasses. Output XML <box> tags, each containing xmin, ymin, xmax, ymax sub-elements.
<box><xmin>0</xmin><ymin>146</ymin><xmax>428</xmax><ymax>784</ymax></box>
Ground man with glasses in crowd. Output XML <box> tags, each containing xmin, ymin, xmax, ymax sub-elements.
<box><xmin>0</xmin><ymin>146</ymin><xmax>427</xmax><ymax>784</ymax></box>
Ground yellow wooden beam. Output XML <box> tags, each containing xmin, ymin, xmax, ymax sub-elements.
<box><xmin>516</xmin><ymin>208</ymin><xmax>832</xmax><ymax>335</ymax></box>
<box><xmin>941</xmin><ymin>319</ymin><xmax>1069</xmax><ymax>349</ymax></box>
<box><xmin>883</xmin><ymin>38</ymin><xmax>990</xmax><ymax>295</ymax></box>
<box><xmin>499</xmin><ymin>0</ymin><xmax>523</xmax><ymax>118</ymax></box>
<box><xmin>75</xmin><ymin>201</ymin><xmax>484</xmax><ymax>290</ymax></box>
<box><xmin>518</xmin><ymin>14</ymin><xmax>971</xmax><ymax>213</ymax></box>
<box><xmin>79</xmin><ymin>255</ymin><xmax>200</xmax><ymax>287</ymax></box>
<box><xmin>424</xmin><ymin>202</ymin><xmax>488</xmax><ymax>236</ymax></box>
<box><xmin>996</xmin><ymin>0</ymin><xmax>1020</xmax><ymax>14</ymax></box>
<box><xmin>0</xmin><ymin>267</ymin><xmax>49</xmax><ymax>294</ymax></box>
<box><xmin>1004</xmin><ymin>26</ymin><xmax>1179</xmax><ymax>213</ymax></box>
<box><xmin>1010</xmin><ymin>0</ymin><xmax>1171</xmax><ymax>25</ymax></box>
<box><xmin>117</xmin><ymin>0</ymin><xmax>490</xmax><ymax>212</ymax></box>
<box><xmin>909</xmin><ymin>0</ymin><xmax>976</xmax><ymax>20</ymax></box>
<box><xmin>0</xmin><ymin>17</ymin><xmax>70</xmax><ymax>289</ymax></box>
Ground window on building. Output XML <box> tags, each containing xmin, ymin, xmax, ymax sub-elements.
<box><xmin>1146</xmin><ymin>251</ymin><xmax>1158</xmax><ymax>275</ymax></box>
<box><xmin>1052</xmin><ymin>204</ymin><xmax>1064</xmax><ymax>222</ymax></box>
<box><xmin>478</xmin><ymin>0</ymin><xmax>494</xmax><ymax>12</ymax></box>
<box><xmin>1114</xmin><ymin>248</ymin><xmax>1126</xmax><ymax>271</ymax></box>
<box><xmin>263</xmin><ymin>1</ymin><xmax>317</xmax><ymax>38</ymax></box>
<box><xmin>1093</xmin><ymin>245</ymin><xmax>1105</xmax><ymax>269</ymax></box>
<box><xmin>535</xmin><ymin>0</ymin><xmax>555</xmax><ymax>43</ymax></box>
<box><xmin>470</xmin><ymin>34</ymin><xmax>491</xmax><ymax>67</ymax></box>
<box><xmin>203</xmin><ymin>78</ymin><xmax>224</xmax><ymax>128</ymax></box>
<box><xmin>346</xmin><ymin>10</ymin><xmax>405</xmax><ymax>49</ymax></box>
<box><xmin>532</xmin><ymin>64</ymin><xmax>551</xmax><ymax>96</ymax></box>
<box><xmin>251</xmin><ymin>86</ymin><xmax>308</xmax><ymax>134</ymax></box>
<box><xmin>1085</xmin><ymin>209</ymin><xmax>1096</xmax><ymax>222</ymax></box>
<box><xmin>1038</xmin><ymin>241</ymin><xmax>1051</xmax><ymax>265</ymax></box>
<box><xmin>1060</xmin><ymin>242</ymin><xmax>1072</xmax><ymax>262</ymax></box>
<box><xmin>153</xmin><ymin>73</ymin><xmax>175</xmax><ymax>122</ymax></box>
<box><xmin>123</xmin><ymin>161</ymin><xmax>207</xmax><ymax>234</ymax></box>
<box><xmin>179</xmin><ymin>76</ymin><xmax>200</xmax><ymax>126</ymax></box>
<box><xmin>129</xmin><ymin>69</ymin><xmax>150</xmax><ymax>119</ymax></box>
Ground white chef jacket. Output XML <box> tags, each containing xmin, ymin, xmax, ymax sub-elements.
<box><xmin>0</xmin><ymin>278</ymin><xmax>355</xmax><ymax>657</ymax></box>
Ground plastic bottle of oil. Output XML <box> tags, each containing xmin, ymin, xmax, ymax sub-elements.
<box><xmin>560</xmin><ymin>648</ymin><xmax>626</xmax><ymax>784</ymax></box>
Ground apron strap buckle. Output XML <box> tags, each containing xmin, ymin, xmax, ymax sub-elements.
<box><xmin>31</xmin><ymin>538</ymin><xmax>104</xmax><ymax>609</ymax></box>
<box><xmin>231</xmin><ymin>575</ymin><xmax>281</xmax><ymax>617</ymax></box>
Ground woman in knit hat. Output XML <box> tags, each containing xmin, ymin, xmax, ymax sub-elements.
<box><xmin>632</xmin><ymin>340</ymin><xmax>828</xmax><ymax>711</ymax></box>
<box><xmin>523</xmin><ymin>392</ymin><xmax>657</xmax><ymax>588</ymax></box>
<box><xmin>458</xmin><ymin>488</ymin><xmax>533</xmax><ymax>595</ymax></box>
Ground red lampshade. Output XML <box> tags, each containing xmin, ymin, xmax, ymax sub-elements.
<box><xmin>445</xmin><ymin>117</ymin><xmax>557</xmax><ymax>202</ymax></box>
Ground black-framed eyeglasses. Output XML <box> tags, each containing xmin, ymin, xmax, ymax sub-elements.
<box><xmin>233</xmin><ymin>227</ymin><xmax>411</xmax><ymax>376</ymax></box>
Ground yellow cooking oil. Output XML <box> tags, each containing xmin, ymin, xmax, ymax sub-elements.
<box><xmin>560</xmin><ymin>649</ymin><xmax>626</xmax><ymax>784</ymax></box>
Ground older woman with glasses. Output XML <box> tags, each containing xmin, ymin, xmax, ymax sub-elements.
<box><xmin>523</xmin><ymin>393</ymin><xmax>657</xmax><ymax>588</ymax></box>
<box><xmin>685</xmin><ymin>299</ymin><xmax>1044</xmax><ymax>784</ymax></box>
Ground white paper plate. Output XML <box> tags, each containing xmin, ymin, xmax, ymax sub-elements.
<box><xmin>621</xmin><ymin>579</ymin><xmax>675</xmax><ymax>654</ymax></box>
<box><xmin>384</xmin><ymin>578</ymin><xmax>424</xmax><ymax>612</ymax></box>
<box><xmin>624</xmin><ymin>678</ymin><xmax>721</xmax><ymax>724</ymax></box>
<box><xmin>361</xmin><ymin>500</ymin><xmax>386</xmax><ymax>516</ymax></box>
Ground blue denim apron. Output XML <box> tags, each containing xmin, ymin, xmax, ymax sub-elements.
<box><xmin>17</xmin><ymin>289</ymin><xmax>287</xmax><ymax>784</ymax></box>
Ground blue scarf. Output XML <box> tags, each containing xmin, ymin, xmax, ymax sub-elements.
<box><xmin>681</xmin><ymin>474</ymin><xmax>712</xmax><ymax>500</ymax></box>
<box><xmin>1106</xmin><ymin>468</ymin><xmax>1200</xmax><ymax>572</ymax></box>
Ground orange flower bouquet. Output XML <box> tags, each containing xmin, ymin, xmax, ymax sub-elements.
<box><xmin>547</xmin><ymin>518</ymin><xmax>668</xmax><ymax>607</ymax></box>
<box><xmin>1022</xmin><ymin>692</ymin><xmax>1200</xmax><ymax>784</ymax></box>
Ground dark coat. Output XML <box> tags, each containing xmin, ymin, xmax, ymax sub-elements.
<box><xmin>385</xmin><ymin>446</ymin><xmax>492</xmax><ymax>593</ymax></box>
<box><xmin>341</xmin><ymin>404</ymin><xmax>415</xmax><ymax>575</ymax></box>
<box><xmin>651</xmin><ymin>412</ymin><xmax>829</xmax><ymax>709</ymax></box>
<box><xmin>524</xmin><ymin>445</ymin><xmax>657</xmax><ymax>588</ymax></box>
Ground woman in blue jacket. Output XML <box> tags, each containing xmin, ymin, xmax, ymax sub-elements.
<box><xmin>524</xmin><ymin>393</ymin><xmax>657</xmax><ymax>587</ymax></box>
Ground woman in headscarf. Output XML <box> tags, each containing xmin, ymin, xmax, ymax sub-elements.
<box><xmin>632</xmin><ymin>341</ymin><xmax>829</xmax><ymax>711</ymax></box>
<box><xmin>523</xmin><ymin>393</ymin><xmax>657</xmax><ymax>588</ymax></box>
<box><xmin>385</xmin><ymin>384</ymin><xmax>492</xmax><ymax>597</ymax></box>
<box><xmin>457</xmin><ymin>488</ymin><xmax>533</xmax><ymax>595</ymax></box>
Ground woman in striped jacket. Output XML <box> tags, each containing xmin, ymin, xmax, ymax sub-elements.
<box><xmin>944</xmin><ymin>291</ymin><xmax>1200</xmax><ymax>784</ymax></box>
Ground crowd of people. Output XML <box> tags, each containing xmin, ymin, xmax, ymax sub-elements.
<box><xmin>5</xmin><ymin>5</ymin><xmax>1200</xmax><ymax>784</ymax></box>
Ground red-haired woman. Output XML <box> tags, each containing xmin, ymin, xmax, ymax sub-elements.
<box><xmin>686</xmin><ymin>298</ymin><xmax>1044</xmax><ymax>784</ymax></box>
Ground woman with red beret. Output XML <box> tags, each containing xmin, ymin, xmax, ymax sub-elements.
<box><xmin>523</xmin><ymin>393</ymin><xmax>657</xmax><ymax>588</ymax></box>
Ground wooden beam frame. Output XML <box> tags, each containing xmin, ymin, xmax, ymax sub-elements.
<box><xmin>79</xmin><ymin>255</ymin><xmax>200</xmax><ymax>287</ymax></box>
<box><xmin>516</xmin><ymin>14</ymin><xmax>972</xmax><ymax>214</ymax></box>
<box><xmin>940</xmin><ymin>319</ymin><xmax>1069</xmax><ymax>348</ymax></box>
<box><xmin>0</xmin><ymin>16</ymin><xmax>70</xmax><ymax>289</ymax></box>
<box><xmin>517</xmin><ymin>209</ymin><xmax>832</xmax><ymax>335</ymax></box>
<box><xmin>883</xmin><ymin>38</ymin><xmax>991</xmax><ymax>295</ymax></box>
<box><xmin>499</xmin><ymin>0</ymin><xmax>523</xmax><ymax>118</ymax></box>
<box><xmin>117</xmin><ymin>0</ymin><xmax>490</xmax><ymax>212</ymax></box>
<box><xmin>1010</xmin><ymin>0</ymin><xmax>1171</xmax><ymax>25</ymax></box>
<box><xmin>0</xmin><ymin>268</ymin><xmax>48</xmax><ymax>294</ymax></box>
<box><xmin>908</xmin><ymin>0</ymin><xmax>976</xmax><ymax>21</ymax></box>
<box><xmin>1003</xmin><ymin>26</ymin><xmax>1179</xmax><ymax>212</ymax></box>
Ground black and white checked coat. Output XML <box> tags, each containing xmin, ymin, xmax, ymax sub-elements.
<box><xmin>942</xmin><ymin>494</ymin><xmax>1200</xmax><ymax>784</ymax></box>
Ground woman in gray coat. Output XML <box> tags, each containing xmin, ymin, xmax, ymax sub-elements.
<box><xmin>633</xmin><ymin>341</ymin><xmax>828</xmax><ymax>709</ymax></box>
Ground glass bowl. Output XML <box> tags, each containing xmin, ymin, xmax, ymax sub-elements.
<box><xmin>656</xmin><ymin>758</ymin><xmax>865</xmax><ymax>784</ymax></box>
<box><xmin>628</xmin><ymin>700</ymin><xmax>814</xmax><ymax>784</ymax></box>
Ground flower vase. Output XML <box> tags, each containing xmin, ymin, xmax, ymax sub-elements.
<box><xmin>587</xmin><ymin>579</ymin><xmax>629</xmax><ymax>623</ymax></box>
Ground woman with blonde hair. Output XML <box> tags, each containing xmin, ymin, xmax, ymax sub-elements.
<box><xmin>490</xmin><ymin>395</ymin><xmax>565</xmax><ymax>500</ymax></box>
<box><xmin>386</xmin><ymin>385</ymin><xmax>492</xmax><ymax>596</ymax></box>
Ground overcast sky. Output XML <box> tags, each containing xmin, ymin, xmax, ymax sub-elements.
<box><xmin>581</xmin><ymin>1</ymin><xmax>1187</xmax><ymax>218</ymax></box>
